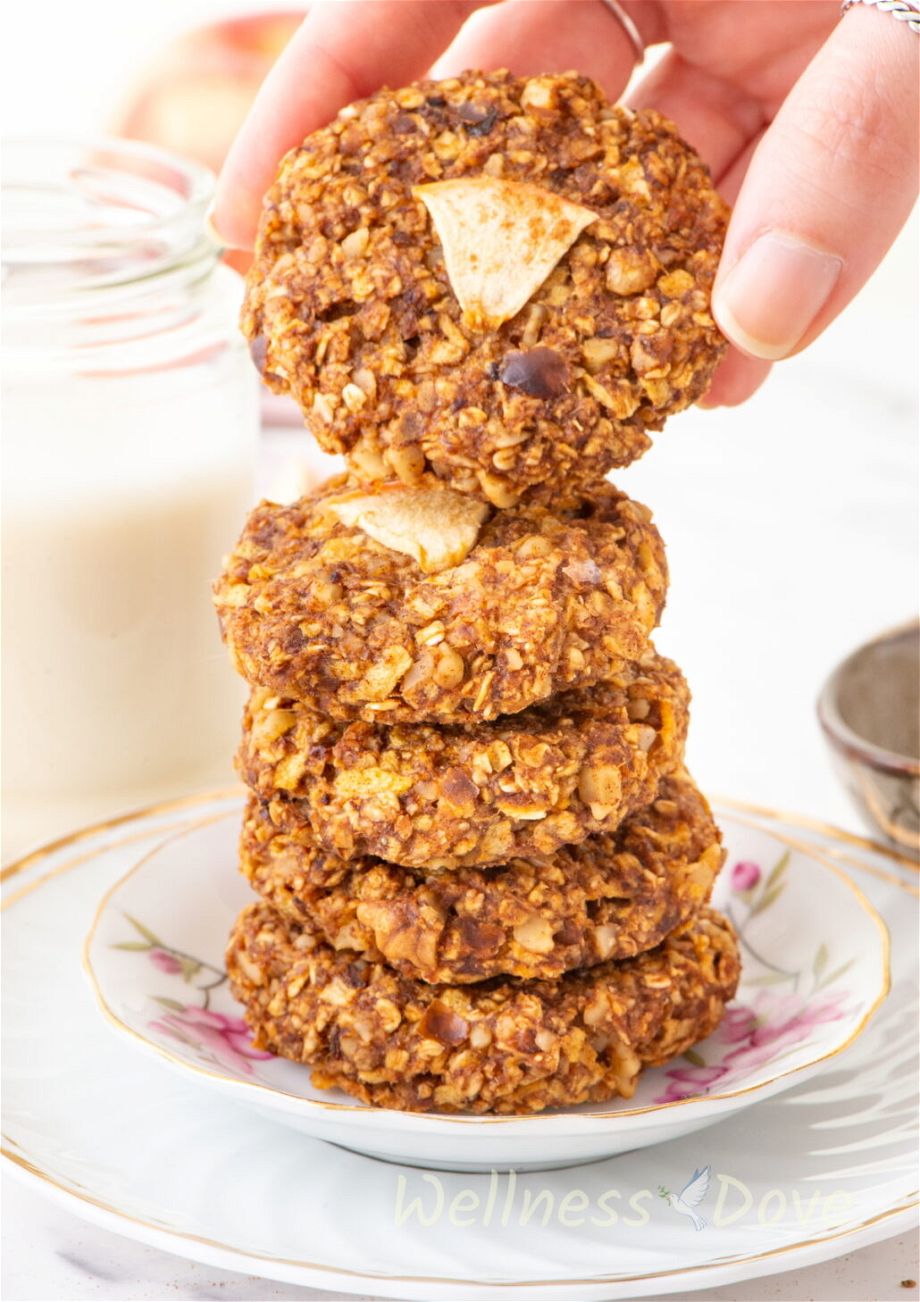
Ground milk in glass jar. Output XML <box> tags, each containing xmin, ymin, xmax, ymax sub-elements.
<box><xmin>2</xmin><ymin>139</ymin><xmax>259</xmax><ymax>853</ymax></box>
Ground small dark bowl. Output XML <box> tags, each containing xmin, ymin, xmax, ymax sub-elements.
<box><xmin>818</xmin><ymin>620</ymin><xmax>920</xmax><ymax>858</ymax></box>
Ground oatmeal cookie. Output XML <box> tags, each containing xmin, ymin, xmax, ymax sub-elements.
<box><xmin>214</xmin><ymin>474</ymin><xmax>667</xmax><ymax>723</ymax></box>
<box><xmin>227</xmin><ymin>901</ymin><xmax>739</xmax><ymax>1114</ymax></box>
<box><xmin>242</xmin><ymin>70</ymin><xmax>727</xmax><ymax>506</ymax></box>
<box><xmin>240</xmin><ymin>772</ymin><xmax>723</xmax><ymax>983</ymax></box>
<box><xmin>237</xmin><ymin>650</ymin><xmax>689</xmax><ymax>869</ymax></box>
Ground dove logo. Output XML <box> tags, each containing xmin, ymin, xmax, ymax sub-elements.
<box><xmin>657</xmin><ymin>1165</ymin><xmax>711</xmax><ymax>1231</ymax></box>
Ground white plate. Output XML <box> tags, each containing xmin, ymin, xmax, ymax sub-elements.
<box><xmin>2</xmin><ymin>794</ymin><xmax>917</xmax><ymax>1300</ymax></box>
<box><xmin>81</xmin><ymin>799</ymin><xmax>888</xmax><ymax>1172</ymax></box>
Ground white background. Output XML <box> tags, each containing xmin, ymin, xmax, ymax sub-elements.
<box><xmin>2</xmin><ymin>2</ymin><xmax>918</xmax><ymax>1299</ymax></box>
<box><xmin>1</xmin><ymin>0</ymin><xmax>295</xmax><ymax>137</ymax></box>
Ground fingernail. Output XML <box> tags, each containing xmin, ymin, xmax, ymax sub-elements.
<box><xmin>204</xmin><ymin>204</ymin><xmax>227</xmax><ymax>250</ymax></box>
<box><xmin>713</xmin><ymin>232</ymin><xmax>842</xmax><ymax>361</ymax></box>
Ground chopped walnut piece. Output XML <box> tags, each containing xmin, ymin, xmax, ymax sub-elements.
<box><xmin>578</xmin><ymin>761</ymin><xmax>624</xmax><ymax>810</ymax></box>
<box><xmin>412</xmin><ymin>177</ymin><xmax>597</xmax><ymax>330</ymax></box>
<box><xmin>512</xmin><ymin>914</ymin><xmax>556</xmax><ymax>955</ymax></box>
<box><xmin>328</xmin><ymin>484</ymin><xmax>489</xmax><ymax>574</ymax></box>
<box><xmin>582</xmin><ymin>337</ymin><xmax>620</xmax><ymax>372</ymax></box>
<box><xmin>606</xmin><ymin>247</ymin><xmax>659</xmax><ymax>295</ymax></box>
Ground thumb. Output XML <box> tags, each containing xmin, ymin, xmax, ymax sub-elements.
<box><xmin>712</xmin><ymin>3</ymin><xmax>918</xmax><ymax>362</ymax></box>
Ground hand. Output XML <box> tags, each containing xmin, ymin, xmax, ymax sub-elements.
<box><xmin>211</xmin><ymin>0</ymin><xmax>918</xmax><ymax>408</ymax></box>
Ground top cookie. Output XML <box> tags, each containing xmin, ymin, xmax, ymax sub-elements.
<box><xmin>243</xmin><ymin>69</ymin><xmax>728</xmax><ymax>505</ymax></box>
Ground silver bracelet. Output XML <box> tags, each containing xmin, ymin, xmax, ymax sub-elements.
<box><xmin>596</xmin><ymin>0</ymin><xmax>645</xmax><ymax>65</ymax></box>
<box><xmin>840</xmin><ymin>0</ymin><xmax>920</xmax><ymax>34</ymax></box>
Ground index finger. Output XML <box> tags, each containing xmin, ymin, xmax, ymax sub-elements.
<box><xmin>212</xmin><ymin>0</ymin><xmax>491</xmax><ymax>250</ymax></box>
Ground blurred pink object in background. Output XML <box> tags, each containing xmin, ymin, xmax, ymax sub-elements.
<box><xmin>113</xmin><ymin>10</ymin><xmax>305</xmax><ymax>274</ymax></box>
<box><xmin>115</xmin><ymin>10</ymin><xmax>309</xmax><ymax>429</ymax></box>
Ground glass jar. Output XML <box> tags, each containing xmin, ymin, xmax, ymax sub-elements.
<box><xmin>2</xmin><ymin>138</ymin><xmax>259</xmax><ymax>854</ymax></box>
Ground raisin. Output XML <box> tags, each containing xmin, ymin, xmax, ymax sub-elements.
<box><xmin>454</xmin><ymin>103</ymin><xmax>498</xmax><ymax>137</ymax></box>
<box><xmin>417</xmin><ymin>1000</ymin><xmax>470</xmax><ymax>1046</ymax></box>
<box><xmin>498</xmin><ymin>347</ymin><xmax>569</xmax><ymax>399</ymax></box>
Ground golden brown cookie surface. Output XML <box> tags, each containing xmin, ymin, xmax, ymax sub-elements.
<box><xmin>241</xmin><ymin>772</ymin><xmax>723</xmax><ymax>983</ymax></box>
<box><xmin>214</xmin><ymin>475</ymin><xmax>667</xmax><ymax>724</ymax></box>
<box><xmin>243</xmin><ymin>70</ymin><xmax>728</xmax><ymax>505</ymax></box>
<box><xmin>237</xmin><ymin>650</ymin><xmax>690</xmax><ymax>869</ymax></box>
<box><xmin>227</xmin><ymin>901</ymin><xmax>739</xmax><ymax>1114</ymax></box>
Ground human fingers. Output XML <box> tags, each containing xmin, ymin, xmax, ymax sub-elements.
<box><xmin>431</xmin><ymin>0</ymin><xmax>649</xmax><ymax>98</ymax></box>
<box><xmin>712</xmin><ymin>3</ymin><xmax>919</xmax><ymax>362</ymax></box>
<box><xmin>628</xmin><ymin>49</ymin><xmax>765</xmax><ymax>184</ymax></box>
<box><xmin>697</xmin><ymin>347</ymin><xmax>772</xmax><ymax>409</ymax></box>
<box><xmin>431</xmin><ymin>0</ymin><xmax>770</xmax><ymax>411</ymax></box>
<box><xmin>627</xmin><ymin>0</ymin><xmax>838</xmax><ymax>184</ymax></box>
<box><xmin>212</xmin><ymin>0</ymin><xmax>489</xmax><ymax>249</ymax></box>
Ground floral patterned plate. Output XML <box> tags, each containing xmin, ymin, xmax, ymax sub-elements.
<box><xmin>81</xmin><ymin>801</ymin><xmax>889</xmax><ymax>1173</ymax></box>
<box><xmin>5</xmin><ymin>793</ymin><xmax>915</xmax><ymax>1299</ymax></box>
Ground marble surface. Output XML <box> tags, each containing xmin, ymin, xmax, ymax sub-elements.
<box><xmin>2</xmin><ymin>212</ymin><xmax>917</xmax><ymax>1301</ymax></box>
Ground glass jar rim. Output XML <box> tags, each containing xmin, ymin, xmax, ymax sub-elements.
<box><xmin>2</xmin><ymin>136</ymin><xmax>218</xmax><ymax>310</ymax></box>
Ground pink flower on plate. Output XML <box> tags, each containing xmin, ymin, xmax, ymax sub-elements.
<box><xmin>715</xmin><ymin>1004</ymin><xmax>759</xmax><ymax>1045</ymax></box>
<box><xmin>730</xmin><ymin>861</ymin><xmax>761</xmax><ymax>891</ymax></box>
<box><xmin>655</xmin><ymin>1064</ymin><xmax>729</xmax><ymax>1104</ymax></box>
<box><xmin>150</xmin><ymin>1005</ymin><xmax>272</xmax><ymax>1075</ymax></box>
<box><xmin>149</xmin><ymin>948</ymin><xmax>182</xmax><ymax>975</ymax></box>
<box><xmin>719</xmin><ymin>991</ymin><xmax>849</xmax><ymax>1074</ymax></box>
<box><xmin>652</xmin><ymin>991</ymin><xmax>851</xmax><ymax>1104</ymax></box>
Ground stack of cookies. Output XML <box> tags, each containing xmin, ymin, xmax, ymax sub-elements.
<box><xmin>215</xmin><ymin>70</ymin><xmax>741</xmax><ymax>1114</ymax></box>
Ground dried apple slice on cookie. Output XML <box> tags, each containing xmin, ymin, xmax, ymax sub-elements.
<box><xmin>413</xmin><ymin>177</ymin><xmax>597</xmax><ymax>330</ymax></box>
<box><xmin>327</xmin><ymin>484</ymin><xmax>490</xmax><ymax>574</ymax></box>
